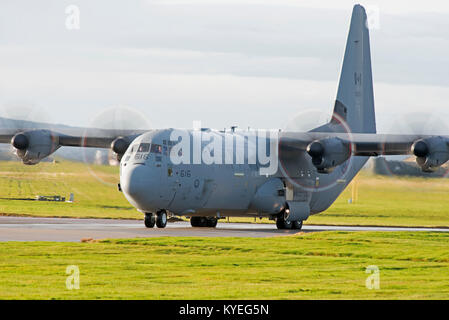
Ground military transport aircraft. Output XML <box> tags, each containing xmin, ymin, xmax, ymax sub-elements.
<box><xmin>1</xmin><ymin>5</ymin><xmax>447</xmax><ymax>230</ymax></box>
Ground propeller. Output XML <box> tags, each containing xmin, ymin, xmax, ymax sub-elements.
<box><xmin>0</xmin><ymin>102</ymin><xmax>62</xmax><ymax>200</ymax></box>
<box><xmin>81</xmin><ymin>105</ymin><xmax>152</xmax><ymax>186</ymax></box>
<box><xmin>374</xmin><ymin>111</ymin><xmax>449</xmax><ymax>180</ymax></box>
<box><xmin>0</xmin><ymin>101</ymin><xmax>55</xmax><ymax>162</ymax></box>
<box><xmin>279</xmin><ymin>108</ymin><xmax>355</xmax><ymax>192</ymax></box>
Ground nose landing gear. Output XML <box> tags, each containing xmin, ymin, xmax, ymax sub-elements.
<box><xmin>156</xmin><ymin>210</ymin><xmax>168</xmax><ymax>228</ymax></box>
<box><xmin>144</xmin><ymin>210</ymin><xmax>168</xmax><ymax>228</ymax></box>
<box><xmin>144</xmin><ymin>213</ymin><xmax>155</xmax><ymax>228</ymax></box>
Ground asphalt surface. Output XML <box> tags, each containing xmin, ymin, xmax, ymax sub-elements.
<box><xmin>0</xmin><ymin>216</ymin><xmax>448</xmax><ymax>242</ymax></box>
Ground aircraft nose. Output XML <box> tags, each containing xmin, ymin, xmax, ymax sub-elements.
<box><xmin>120</xmin><ymin>164</ymin><xmax>157</xmax><ymax>209</ymax></box>
<box><xmin>121</xmin><ymin>164</ymin><xmax>144</xmax><ymax>195</ymax></box>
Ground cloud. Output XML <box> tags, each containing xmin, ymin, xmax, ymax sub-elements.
<box><xmin>146</xmin><ymin>0</ymin><xmax>449</xmax><ymax>15</ymax></box>
<box><xmin>0</xmin><ymin>0</ymin><xmax>448</xmax><ymax>132</ymax></box>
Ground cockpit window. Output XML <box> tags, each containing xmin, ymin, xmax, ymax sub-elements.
<box><xmin>150</xmin><ymin>144</ymin><xmax>162</xmax><ymax>154</ymax></box>
<box><xmin>137</xmin><ymin>143</ymin><xmax>150</xmax><ymax>153</ymax></box>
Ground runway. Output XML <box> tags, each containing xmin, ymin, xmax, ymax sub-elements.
<box><xmin>0</xmin><ymin>216</ymin><xmax>448</xmax><ymax>242</ymax></box>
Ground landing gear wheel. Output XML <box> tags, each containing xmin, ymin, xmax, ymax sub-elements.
<box><xmin>276</xmin><ymin>212</ymin><xmax>292</xmax><ymax>230</ymax></box>
<box><xmin>144</xmin><ymin>213</ymin><xmax>155</xmax><ymax>228</ymax></box>
<box><xmin>198</xmin><ymin>217</ymin><xmax>208</xmax><ymax>227</ymax></box>
<box><xmin>156</xmin><ymin>210</ymin><xmax>167</xmax><ymax>228</ymax></box>
<box><xmin>190</xmin><ymin>217</ymin><xmax>201</xmax><ymax>227</ymax></box>
<box><xmin>206</xmin><ymin>217</ymin><xmax>218</xmax><ymax>228</ymax></box>
<box><xmin>292</xmin><ymin>220</ymin><xmax>303</xmax><ymax>230</ymax></box>
<box><xmin>190</xmin><ymin>217</ymin><xmax>218</xmax><ymax>228</ymax></box>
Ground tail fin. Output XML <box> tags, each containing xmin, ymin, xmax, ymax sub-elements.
<box><xmin>315</xmin><ymin>4</ymin><xmax>376</xmax><ymax>134</ymax></box>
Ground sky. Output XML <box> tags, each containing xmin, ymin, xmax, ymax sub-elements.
<box><xmin>0</xmin><ymin>0</ymin><xmax>448</xmax><ymax>133</ymax></box>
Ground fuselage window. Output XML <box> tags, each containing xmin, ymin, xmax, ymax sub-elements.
<box><xmin>137</xmin><ymin>143</ymin><xmax>150</xmax><ymax>153</ymax></box>
<box><xmin>150</xmin><ymin>144</ymin><xmax>162</xmax><ymax>154</ymax></box>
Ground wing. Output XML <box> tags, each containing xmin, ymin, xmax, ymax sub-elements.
<box><xmin>1</xmin><ymin>128</ymin><xmax>143</xmax><ymax>147</ymax></box>
<box><xmin>279</xmin><ymin>132</ymin><xmax>428</xmax><ymax>156</ymax></box>
<box><xmin>279</xmin><ymin>131</ymin><xmax>449</xmax><ymax>173</ymax></box>
<box><xmin>0</xmin><ymin>120</ymin><xmax>147</xmax><ymax>164</ymax></box>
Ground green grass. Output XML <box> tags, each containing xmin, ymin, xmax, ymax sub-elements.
<box><xmin>1</xmin><ymin>160</ymin><xmax>447</xmax><ymax>300</ymax></box>
<box><xmin>308</xmin><ymin>174</ymin><xmax>449</xmax><ymax>227</ymax></box>
<box><xmin>0</xmin><ymin>160</ymin><xmax>141</xmax><ymax>220</ymax></box>
<box><xmin>0</xmin><ymin>160</ymin><xmax>449</xmax><ymax>227</ymax></box>
<box><xmin>0</xmin><ymin>232</ymin><xmax>448</xmax><ymax>299</ymax></box>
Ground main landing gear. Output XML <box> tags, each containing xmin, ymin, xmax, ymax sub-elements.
<box><xmin>190</xmin><ymin>216</ymin><xmax>218</xmax><ymax>228</ymax></box>
<box><xmin>276</xmin><ymin>211</ymin><xmax>303</xmax><ymax>230</ymax></box>
<box><xmin>144</xmin><ymin>210</ymin><xmax>167</xmax><ymax>228</ymax></box>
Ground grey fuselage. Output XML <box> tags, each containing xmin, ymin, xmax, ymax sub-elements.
<box><xmin>119</xmin><ymin>129</ymin><xmax>368</xmax><ymax>219</ymax></box>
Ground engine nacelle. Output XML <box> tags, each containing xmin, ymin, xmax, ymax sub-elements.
<box><xmin>306</xmin><ymin>138</ymin><xmax>350</xmax><ymax>173</ymax></box>
<box><xmin>411</xmin><ymin>137</ymin><xmax>449</xmax><ymax>172</ymax></box>
<box><xmin>110</xmin><ymin>136</ymin><xmax>131</xmax><ymax>161</ymax></box>
<box><xmin>11</xmin><ymin>130</ymin><xmax>60</xmax><ymax>165</ymax></box>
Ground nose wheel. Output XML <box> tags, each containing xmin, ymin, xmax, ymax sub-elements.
<box><xmin>144</xmin><ymin>210</ymin><xmax>168</xmax><ymax>228</ymax></box>
<box><xmin>144</xmin><ymin>213</ymin><xmax>155</xmax><ymax>228</ymax></box>
<box><xmin>156</xmin><ymin>210</ymin><xmax>168</xmax><ymax>228</ymax></box>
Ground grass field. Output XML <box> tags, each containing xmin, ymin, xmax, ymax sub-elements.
<box><xmin>1</xmin><ymin>160</ymin><xmax>448</xmax><ymax>300</ymax></box>
<box><xmin>0</xmin><ymin>231</ymin><xmax>448</xmax><ymax>299</ymax></box>
<box><xmin>0</xmin><ymin>160</ymin><xmax>139</xmax><ymax>219</ymax></box>
<box><xmin>0</xmin><ymin>160</ymin><xmax>449</xmax><ymax>227</ymax></box>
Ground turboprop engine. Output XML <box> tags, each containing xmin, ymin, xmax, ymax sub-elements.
<box><xmin>11</xmin><ymin>130</ymin><xmax>60</xmax><ymax>165</ymax></box>
<box><xmin>110</xmin><ymin>136</ymin><xmax>132</xmax><ymax>161</ymax></box>
<box><xmin>411</xmin><ymin>137</ymin><xmax>449</xmax><ymax>172</ymax></box>
<box><xmin>306</xmin><ymin>137</ymin><xmax>351</xmax><ymax>173</ymax></box>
